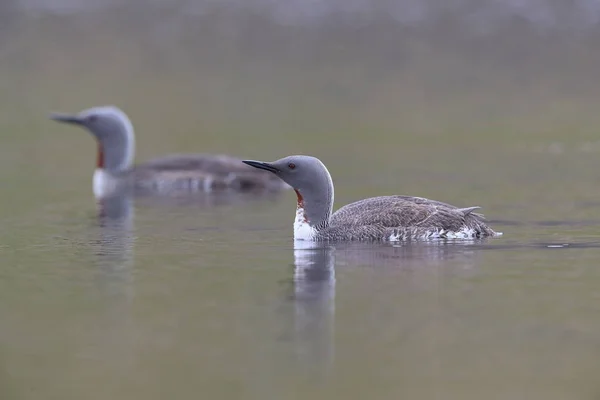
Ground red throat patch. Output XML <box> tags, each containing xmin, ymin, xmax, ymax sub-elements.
<box><xmin>294</xmin><ymin>189</ymin><xmax>304</xmax><ymax>209</ymax></box>
<box><xmin>96</xmin><ymin>142</ymin><xmax>104</xmax><ymax>168</ymax></box>
<box><xmin>294</xmin><ymin>189</ymin><xmax>308</xmax><ymax>222</ymax></box>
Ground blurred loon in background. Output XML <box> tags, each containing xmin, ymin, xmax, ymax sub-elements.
<box><xmin>50</xmin><ymin>105</ymin><xmax>289</xmax><ymax>198</ymax></box>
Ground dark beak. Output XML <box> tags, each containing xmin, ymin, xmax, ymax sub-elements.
<box><xmin>49</xmin><ymin>113</ymin><xmax>83</xmax><ymax>125</ymax></box>
<box><xmin>242</xmin><ymin>160</ymin><xmax>279</xmax><ymax>173</ymax></box>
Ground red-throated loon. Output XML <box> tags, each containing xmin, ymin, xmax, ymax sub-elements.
<box><xmin>50</xmin><ymin>105</ymin><xmax>289</xmax><ymax>198</ymax></box>
<box><xmin>243</xmin><ymin>155</ymin><xmax>502</xmax><ymax>241</ymax></box>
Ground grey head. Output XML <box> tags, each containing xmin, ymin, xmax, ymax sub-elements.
<box><xmin>49</xmin><ymin>105</ymin><xmax>136</xmax><ymax>173</ymax></box>
<box><xmin>243</xmin><ymin>155</ymin><xmax>334</xmax><ymax>228</ymax></box>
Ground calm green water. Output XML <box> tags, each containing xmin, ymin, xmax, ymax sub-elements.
<box><xmin>2</xmin><ymin>8</ymin><xmax>600</xmax><ymax>400</ymax></box>
<box><xmin>3</xmin><ymin>130</ymin><xmax>600</xmax><ymax>400</ymax></box>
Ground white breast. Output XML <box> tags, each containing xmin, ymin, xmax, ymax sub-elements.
<box><xmin>93</xmin><ymin>169</ymin><xmax>120</xmax><ymax>198</ymax></box>
<box><xmin>293</xmin><ymin>207</ymin><xmax>318</xmax><ymax>241</ymax></box>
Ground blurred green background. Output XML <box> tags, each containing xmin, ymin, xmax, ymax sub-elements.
<box><xmin>3</xmin><ymin>0</ymin><xmax>600</xmax><ymax>220</ymax></box>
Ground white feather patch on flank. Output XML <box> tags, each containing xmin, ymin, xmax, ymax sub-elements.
<box><xmin>293</xmin><ymin>207</ymin><xmax>318</xmax><ymax>241</ymax></box>
<box><xmin>203</xmin><ymin>176</ymin><xmax>213</xmax><ymax>192</ymax></box>
<box><xmin>388</xmin><ymin>231</ymin><xmax>402</xmax><ymax>242</ymax></box>
<box><xmin>224</xmin><ymin>172</ymin><xmax>236</xmax><ymax>185</ymax></box>
<box><xmin>445</xmin><ymin>228</ymin><xmax>477</xmax><ymax>239</ymax></box>
<box><xmin>388</xmin><ymin>227</ymin><xmax>483</xmax><ymax>241</ymax></box>
<box><xmin>93</xmin><ymin>169</ymin><xmax>119</xmax><ymax>198</ymax></box>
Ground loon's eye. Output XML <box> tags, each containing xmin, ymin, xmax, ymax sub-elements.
<box><xmin>87</xmin><ymin>115</ymin><xmax>98</xmax><ymax>123</ymax></box>
<box><xmin>288</xmin><ymin>163</ymin><xmax>296</xmax><ymax>170</ymax></box>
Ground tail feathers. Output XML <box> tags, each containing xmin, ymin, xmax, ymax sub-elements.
<box><xmin>457</xmin><ymin>206</ymin><xmax>482</xmax><ymax>217</ymax></box>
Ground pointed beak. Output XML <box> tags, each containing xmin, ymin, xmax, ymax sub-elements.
<box><xmin>49</xmin><ymin>113</ymin><xmax>83</xmax><ymax>125</ymax></box>
<box><xmin>242</xmin><ymin>160</ymin><xmax>279</xmax><ymax>173</ymax></box>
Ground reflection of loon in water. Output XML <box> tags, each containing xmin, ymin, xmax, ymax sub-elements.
<box><xmin>95</xmin><ymin>194</ymin><xmax>135</xmax><ymax>278</ymax></box>
<box><xmin>287</xmin><ymin>239</ymin><xmax>484</xmax><ymax>377</ymax></box>
<box><xmin>332</xmin><ymin>240</ymin><xmax>483</xmax><ymax>270</ymax></box>
<box><xmin>292</xmin><ymin>241</ymin><xmax>336</xmax><ymax>377</ymax></box>
<box><xmin>88</xmin><ymin>193</ymin><xmax>136</xmax><ymax>371</ymax></box>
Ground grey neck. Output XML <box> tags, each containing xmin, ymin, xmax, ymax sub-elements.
<box><xmin>100</xmin><ymin>132</ymin><xmax>135</xmax><ymax>173</ymax></box>
<box><xmin>299</xmin><ymin>168</ymin><xmax>335</xmax><ymax>230</ymax></box>
<box><xmin>93</xmin><ymin>115</ymin><xmax>136</xmax><ymax>174</ymax></box>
